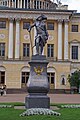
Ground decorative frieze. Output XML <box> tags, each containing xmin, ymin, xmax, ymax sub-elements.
<box><xmin>48</xmin><ymin>35</ymin><xmax>54</xmax><ymax>41</ymax></box>
<box><xmin>64</xmin><ymin>19</ymin><xmax>69</xmax><ymax>23</ymax></box>
<box><xmin>24</xmin><ymin>35</ymin><xmax>30</xmax><ymax>40</ymax></box>
<box><xmin>57</xmin><ymin>19</ymin><xmax>63</xmax><ymax>23</ymax></box>
<box><xmin>0</xmin><ymin>34</ymin><xmax>5</xmax><ymax>39</ymax></box>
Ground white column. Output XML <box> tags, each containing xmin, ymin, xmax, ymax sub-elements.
<box><xmin>15</xmin><ymin>0</ymin><xmax>16</xmax><ymax>8</ymax></box>
<box><xmin>15</xmin><ymin>18</ymin><xmax>20</xmax><ymax>59</ymax></box>
<box><xmin>27</xmin><ymin>0</ymin><xmax>28</xmax><ymax>8</ymax></box>
<box><xmin>24</xmin><ymin>0</ymin><xmax>25</xmax><ymax>8</ymax></box>
<box><xmin>36</xmin><ymin>0</ymin><xmax>37</xmax><ymax>9</ymax></box>
<box><xmin>7</xmin><ymin>0</ymin><xmax>8</xmax><ymax>7</ymax></box>
<box><xmin>32</xmin><ymin>0</ymin><xmax>34</xmax><ymax>9</ymax></box>
<box><xmin>12</xmin><ymin>0</ymin><xmax>14</xmax><ymax>7</ymax></box>
<box><xmin>18</xmin><ymin>0</ymin><xmax>19</xmax><ymax>8</ymax></box>
<box><xmin>39</xmin><ymin>0</ymin><xmax>40</xmax><ymax>9</ymax></box>
<box><xmin>64</xmin><ymin>19</ymin><xmax>69</xmax><ymax>60</ymax></box>
<box><xmin>58</xmin><ymin>19</ymin><xmax>63</xmax><ymax>60</ymax></box>
<box><xmin>20</xmin><ymin>0</ymin><xmax>22</xmax><ymax>8</ymax></box>
<box><xmin>9</xmin><ymin>0</ymin><xmax>10</xmax><ymax>7</ymax></box>
<box><xmin>8</xmin><ymin>18</ymin><xmax>14</xmax><ymax>59</ymax></box>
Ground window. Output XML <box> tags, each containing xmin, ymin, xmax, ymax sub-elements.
<box><xmin>47</xmin><ymin>73</ymin><xmax>55</xmax><ymax>84</ymax></box>
<box><xmin>72</xmin><ymin>46</ymin><xmax>78</xmax><ymax>59</ymax></box>
<box><xmin>0</xmin><ymin>21</ymin><xmax>6</xmax><ymax>29</ymax></box>
<box><xmin>23</xmin><ymin>22</ymin><xmax>30</xmax><ymax>29</ymax></box>
<box><xmin>61</xmin><ymin>78</ymin><xmax>65</xmax><ymax>85</ymax></box>
<box><xmin>22</xmin><ymin>72</ymin><xmax>29</xmax><ymax>84</ymax></box>
<box><xmin>47</xmin><ymin>23</ymin><xmax>54</xmax><ymax>30</ymax></box>
<box><xmin>47</xmin><ymin>44</ymin><xmax>54</xmax><ymax>57</ymax></box>
<box><xmin>72</xmin><ymin>25</ymin><xmax>78</xmax><ymax>32</ymax></box>
<box><xmin>0</xmin><ymin>71</ymin><xmax>5</xmax><ymax>84</ymax></box>
<box><xmin>0</xmin><ymin>43</ymin><xmax>5</xmax><ymax>57</ymax></box>
<box><xmin>23</xmin><ymin>43</ymin><xmax>30</xmax><ymax>57</ymax></box>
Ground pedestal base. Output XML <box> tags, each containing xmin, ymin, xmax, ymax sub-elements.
<box><xmin>25</xmin><ymin>55</ymin><xmax>50</xmax><ymax>109</ymax></box>
<box><xmin>25</xmin><ymin>95</ymin><xmax>50</xmax><ymax>108</ymax></box>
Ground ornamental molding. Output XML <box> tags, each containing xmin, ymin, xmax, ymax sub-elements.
<box><xmin>0</xmin><ymin>34</ymin><xmax>5</xmax><ymax>39</ymax></box>
<box><xmin>0</xmin><ymin>11</ymin><xmax>70</xmax><ymax>20</ymax></box>
<box><xmin>71</xmin><ymin>18</ymin><xmax>80</xmax><ymax>22</ymax></box>
<box><xmin>48</xmin><ymin>35</ymin><xmax>54</xmax><ymax>41</ymax></box>
<box><xmin>57</xmin><ymin>19</ymin><xmax>63</xmax><ymax>23</ymax></box>
<box><xmin>24</xmin><ymin>34</ymin><xmax>30</xmax><ymax>40</ymax></box>
<box><xmin>64</xmin><ymin>19</ymin><xmax>69</xmax><ymax>23</ymax></box>
<box><xmin>69</xmin><ymin>39</ymin><xmax>80</xmax><ymax>44</ymax></box>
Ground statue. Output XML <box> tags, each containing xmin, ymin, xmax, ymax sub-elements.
<box><xmin>28</xmin><ymin>14</ymin><xmax>49</xmax><ymax>55</ymax></box>
<box><xmin>25</xmin><ymin>15</ymin><xmax>50</xmax><ymax>109</ymax></box>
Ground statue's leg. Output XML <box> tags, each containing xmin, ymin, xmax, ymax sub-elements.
<box><xmin>36</xmin><ymin>38</ymin><xmax>39</xmax><ymax>54</ymax></box>
<box><xmin>40</xmin><ymin>45</ymin><xmax>43</xmax><ymax>54</ymax></box>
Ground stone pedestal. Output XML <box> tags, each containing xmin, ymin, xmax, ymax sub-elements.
<box><xmin>25</xmin><ymin>55</ymin><xmax>50</xmax><ymax>108</ymax></box>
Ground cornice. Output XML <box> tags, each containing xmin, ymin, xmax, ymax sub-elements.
<box><xmin>0</xmin><ymin>10</ymin><xmax>71</xmax><ymax>20</ymax></box>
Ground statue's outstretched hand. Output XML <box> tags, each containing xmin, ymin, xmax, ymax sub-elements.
<box><xmin>28</xmin><ymin>27</ymin><xmax>31</xmax><ymax>32</ymax></box>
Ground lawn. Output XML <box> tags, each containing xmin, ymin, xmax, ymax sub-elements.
<box><xmin>0</xmin><ymin>103</ymin><xmax>80</xmax><ymax>120</ymax></box>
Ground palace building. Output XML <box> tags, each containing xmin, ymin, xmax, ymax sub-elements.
<box><xmin>0</xmin><ymin>0</ymin><xmax>80</xmax><ymax>93</ymax></box>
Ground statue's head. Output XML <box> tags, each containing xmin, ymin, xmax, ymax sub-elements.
<box><xmin>36</xmin><ymin>14</ymin><xmax>47</xmax><ymax>21</ymax></box>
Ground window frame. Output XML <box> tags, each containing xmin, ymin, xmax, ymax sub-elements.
<box><xmin>23</xmin><ymin>22</ymin><xmax>30</xmax><ymax>29</ymax></box>
<box><xmin>23</xmin><ymin>43</ymin><xmax>30</xmax><ymax>57</ymax></box>
<box><xmin>22</xmin><ymin>72</ymin><xmax>29</xmax><ymax>84</ymax></box>
<box><xmin>47</xmin><ymin>44</ymin><xmax>54</xmax><ymax>58</ymax></box>
<box><xmin>0</xmin><ymin>21</ymin><xmax>6</xmax><ymax>29</ymax></box>
<box><xmin>0</xmin><ymin>43</ymin><xmax>5</xmax><ymax>57</ymax></box>
<box><xmin>47</xmin><ymin>22</ymin><xmax>54</xmax><ymax>30</ymax></box>
<box><xmin>71</xmin><ymin>25</ymin><xmax>78</xmax><ymax>32</ymax></box>
<box><xmin>70</xmin><ymin>41</ymin><xmax>80</xmax><ymax>62</ymax></box>
<box><xmin>47</xmin><ymin>73</ymin><xmax>55</xmax><ymax>84</ymax></box>
<box><xmin>72</xmin><ymin>46</ymin><xmax>78</xmax><ymax>60</ymax></box>
<box><xmin>0</xmin><ymin>71</ymin><xmax>5</xmax><ymax>84</ymax></box>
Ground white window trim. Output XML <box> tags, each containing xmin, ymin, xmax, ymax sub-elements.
<box><xmin>70</xmin><ymin>42</ymin><xmax>80</xmax><ymax>62</ymax></box>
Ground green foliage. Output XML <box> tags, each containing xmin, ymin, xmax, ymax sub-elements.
<box><xmin>68</xmin><ymin>70</ymin><xmax>80</xmax><ymax>89</ymax></box>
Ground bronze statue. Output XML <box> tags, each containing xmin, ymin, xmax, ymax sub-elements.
<box><xmin>28</xmin><ymin>14</ymin><xmax>48</xmax><ymax>55</ymax></box>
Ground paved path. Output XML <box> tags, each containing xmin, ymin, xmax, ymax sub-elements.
<box><xmin>0</xmin><ymin>94</ymin><xmax>80</xmax><ymax>103</ymax></box>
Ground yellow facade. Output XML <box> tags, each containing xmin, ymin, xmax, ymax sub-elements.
<box><xmin>0</xmin><ymin>0</ymin><xmax>80</xmax><ymax>92</ymax></box>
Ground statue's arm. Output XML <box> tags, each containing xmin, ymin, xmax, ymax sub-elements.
<box><xmin>44</xmin><ymin>25</ymin><xmax>49</xmax><ymax>37</ymax></box>
<box><xmin>28</xmin><ymin>23</ymin><xmax>36</xmax><ymax>32</ymax></box>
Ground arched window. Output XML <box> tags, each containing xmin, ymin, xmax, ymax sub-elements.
<box><xmin>61</xmin><ymin>75</ymin><xmax>66</xmax><ymax>85</ymax></box>
<box><xmin>62</xmin><ymin>77</ymin><xmax>65</xmax><ymax>85</ymax></box>
<box><xmin>0</xmin><ymin>66</ymin><xmax>6</xmax><ymax>85</ymax></box>
<box><xmin>21</xmin><ymin>66</ymin><xmax>30</xmax><ymax>88</ymax></box>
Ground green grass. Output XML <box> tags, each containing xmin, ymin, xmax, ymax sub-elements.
<box><xmin>0</xmin><ymin>102</ymin><xmax>24</xmax><ymax>106</ymax></box>
<box><xmin>0</xmin><ymin>103</ymin><xmax>80</xmax><ymax>120</ymax></box>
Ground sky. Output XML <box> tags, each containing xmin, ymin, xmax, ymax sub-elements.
<box><xmin>62</xmin><ymin>0</ymin><xmax>80</xmax><ymax>12</ymax></box>
<box><xmin>53</xmin><ymin>0</ymin><xmax>80</xmax><ymax>13</ymax></box>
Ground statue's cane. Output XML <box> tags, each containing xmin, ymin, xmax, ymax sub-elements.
<box><xmin>29</xmin><ymin>31</ymin><xmax>33</xmax><ymax>55</ymax></box>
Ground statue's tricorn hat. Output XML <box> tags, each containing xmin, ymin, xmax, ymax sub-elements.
<box><xmin>36</xmin><ymin>14</ymin><xmax>47</xmax><ymax>21</ymax></box>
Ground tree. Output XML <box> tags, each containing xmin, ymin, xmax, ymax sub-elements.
<box><xmin>68</xmin><ymin>70</ymin><xmax>80</xmax><ymax>91</ymax></box>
